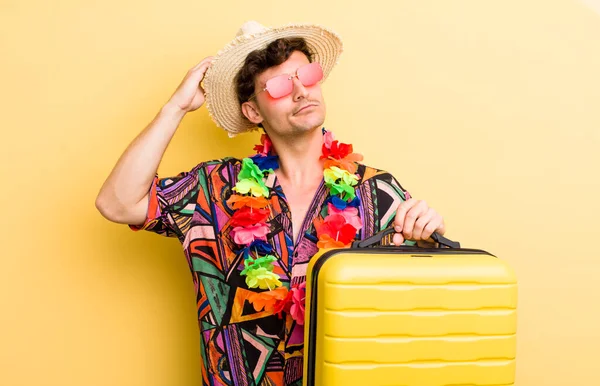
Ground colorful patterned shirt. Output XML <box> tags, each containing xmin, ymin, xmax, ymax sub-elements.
<box><xmin>130</xmin><ymin>157</ymin><xmax>410</xmax><ymax>386</ymax></box>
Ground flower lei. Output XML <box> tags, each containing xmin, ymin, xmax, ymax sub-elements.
<box><xmin>225</xmin><ymin>129</ymin><xmax>363</xmax><ymax>325</ymax></box>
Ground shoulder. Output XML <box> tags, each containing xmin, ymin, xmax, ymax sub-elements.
<box><xmin>156</xmin><ymin>157</ymin><xmax>241</xmax><ymax>190</ymax></box>
<box><xmin>188</xmin><ymin>157</ymin><xmax>243</xmax><ymax>176</ymax></box>
<box><xmin>356</xmin><ymin>163</ymin><xmax>410</xmax><ymax>200</ymax></box>
<box><xmin>356</xmin><ymin>163</ymin><xmax>401</xmax><ymax>185</ymax></box>
<box><xmin>199</xmin><ymin>156</ymin><xmax>242</xmax><ymax>169</ymax></box>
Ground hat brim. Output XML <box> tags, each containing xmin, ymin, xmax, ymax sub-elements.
<box><xmin>203</xmin><ymin>23</ymin><xmax>343</xmax><ymax>137</ymax></box>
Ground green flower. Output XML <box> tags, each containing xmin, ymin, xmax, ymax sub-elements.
<box><xmin>239</xmin><ymin>158</ymin><xmax>273</xmax><ymax>181</ymax></box>
<box><xmin>328</xmin><ymin>182</ymin><xmax>356</xmax><ymax>201</ymax></box>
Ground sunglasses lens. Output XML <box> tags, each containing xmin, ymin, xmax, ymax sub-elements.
<box><xmin>266</xmin><ymin>74</ymin><xmax>293</xmax><ymax>98</ymax></box>
<box><xmin>262</xmin><ymin>63</ymin><xmax>323</xmax><ymax>99</ymax></box>
<box><xmin>298</xmin><ymin>62</ymin><xmax>323</xmax><ymax>87</ymax></box>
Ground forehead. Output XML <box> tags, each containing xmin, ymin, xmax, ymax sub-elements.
<box><xmin>256</xmin><ymin>51</ymin><xmax>311</xmax><ymax>85</ymax></box>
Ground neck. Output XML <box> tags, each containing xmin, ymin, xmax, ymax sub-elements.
<box><xmin>268</xmin><ymin>128</ymin><xmax>324</xmax><ymax>186</ymax></box>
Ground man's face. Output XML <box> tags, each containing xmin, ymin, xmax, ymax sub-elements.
<box><xmin>243</xmin><ymin>50</ymin><xmax>326</xmax><ymax>137</ymax></box>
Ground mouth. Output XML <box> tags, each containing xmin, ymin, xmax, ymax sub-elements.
<box><xmin>294</xmin><ymin>104</ymin><xmax>317</xmax><ymax>115</ymax></box>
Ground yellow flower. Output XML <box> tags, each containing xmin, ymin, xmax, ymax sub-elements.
<box><xmin>323</xmin><ymin>166</ymin><xmax>359</xmax><ymax>201</ymax></box>
<box><xmin>245</xmin><ymin>267</ymin><xmax>282</xmax><ymax>290</ymax></box>
<box><xmin>323</xmin><ymin>166</ymin><xmax>359</xmax><ymax>186</ymax></box>
<box><xmin>234</xmin><ymin>178</ymin><xmax>269</xmax><ymax>197</ymax></box>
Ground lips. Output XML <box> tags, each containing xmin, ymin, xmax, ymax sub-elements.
<box><xmin>295</xmin><ymin>104</ymin><xmax>317</xmax><ymax>115</ymax></box>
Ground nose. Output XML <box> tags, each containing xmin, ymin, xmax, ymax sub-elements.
<box><xmin>291</xmin><ymin>76</ymin><xmax>309</xmax><ymax>101</ymax></box>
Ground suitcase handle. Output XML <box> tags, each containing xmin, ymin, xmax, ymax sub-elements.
<box><xmin>352</xmin><ymin>227</ymin><xmax>461</xmax><ymax>249</ymax></box>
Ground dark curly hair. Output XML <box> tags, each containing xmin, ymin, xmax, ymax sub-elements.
<box><xmin>234</xmin><ymin>37</ymin><xmax>315</xmax><ymax>128</ymax></box>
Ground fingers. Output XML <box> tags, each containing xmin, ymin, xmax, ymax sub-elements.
<box><xmin>412</xmin><ymin>209</ymin><xmax>434</xmax><ymax>240</ymax></box>
<box><xmin>394</xmin><ymin>199</ymin><xmax>445</xmax><ymax>242</ymax></box>
<box><xmin>398</xmin><ymin>200</ymin><xmax>428</xmax><ymax>240</ymax></box>
<box><xmin>420</xmin><ymin>211</ymin><xmax>444</xmax><ymax>241</ymax></box>
<box><xmin>192</xmin><ymin>56</ymin><xmax>214</xmax><ymax>71</ymax></box>
<box><xmin>185</xmin><ymin>59</ymin><xmax>214</xmax><ymax>92</ymax></box>
<box><xmin>190</xmin><ymin>59</ymin><xmax>213</xmax><ymax>80</ymax></box>
<box><xmin>393</xmin><ymin>198</ymin><xmax>418</xmax><ymax>233</ymax></box>
<box><xmin>185</xmin><ymin>57</ymin><xmax>214</xmax><ymax>83</ymax></box>
<box><xmin>435</xmin><ymin>220</ymin><xmax>446</xmax><ymax>236</ymax></box>
<box><xmin>392</xmin><ymin>232</ymin><xmax>405</xmax><ymax>246</ymax></box>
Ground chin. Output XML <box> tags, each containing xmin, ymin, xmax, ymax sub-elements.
<box><xmin>294</xmin><ymin>113</ymin><xmax>325</xmax><ymax>133</ymax></box>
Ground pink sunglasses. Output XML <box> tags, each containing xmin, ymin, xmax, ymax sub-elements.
<box><xmin>248</xmin><ymin>62</ymin><xmax>324</xmax><ymax>101</ymax></box>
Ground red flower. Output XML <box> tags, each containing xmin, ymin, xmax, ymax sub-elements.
<box><xmin>321</xmin><ymin>140</ymin><xmax>353</xmax><ymax>160</ymax></box>
<box><xmin>272</xmin><ymin>283</ymin><xmax>307</xmax><ymax>323</ymax></box>
<box><xmin>230</xmin><ymin>206</ymin><xmax>270</xmax><ymax>227</ymax></box>
<box><xmin>273</xmin><ymin>288</ymin><xmax>294</xmax><ymax>318</ymax></box>
<box><xmin>253</xmin><ymin>134</ymin><xmax>275</xmax><ymax>156</ymax></box>
<box><xmin>314</xmin><ymin>214</ymin><xmax>358</xmax><ymax>245</ymax></box>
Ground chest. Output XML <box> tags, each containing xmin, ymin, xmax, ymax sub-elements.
<box><xmin>287</xmin><ymin>192</ymin><xmax>315</xmax><ymax>237</ymax></box>
<box><xmin>277</xmin><ymin>180</ymin><xmax>323</xmax><ymax>244</ymax></box>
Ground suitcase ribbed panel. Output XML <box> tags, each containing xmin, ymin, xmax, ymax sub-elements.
<box><xmin>322</xmin><ymin>335</ymin><xmax>517</xmax><ymax>362</ymax></box>
<box><xmin>321</xmin><ymin>360</ymin><xmax>516</xmax><ymax>386</ymax></box>
<box><xmin>304</xmin><ymin>249</ymin><xmax>517</xmax><ymax>386</ymax></box>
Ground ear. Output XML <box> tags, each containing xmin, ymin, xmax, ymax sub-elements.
<box><xmin>241</xmin><ymin>101</ymin><xmax>264</xmax><ymax>126</ymax></box>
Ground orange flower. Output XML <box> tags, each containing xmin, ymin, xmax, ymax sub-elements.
<box><xmin>316</xmin><ymin>234</ymin><xmax>348</xmax><ymax>249</ymax></box>
<box><xmin>247</xmin><ymin>287</ymin><xmax>288</xmax><ymax>313</ymax></box>
<box><xmin>227</xmin><ymin>195</ymin><xmax>269</xmax><ymax>210</ymax></box>
<box><xmin>324</xmin><ymin>153</ymin><xmax>364</xmax><ymax>174</ymax></box>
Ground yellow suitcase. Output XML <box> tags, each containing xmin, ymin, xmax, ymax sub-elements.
<box><xmin>303</xmin><ymin>229</ymin><xmax>517</xmax><ymax>386</ymax></box>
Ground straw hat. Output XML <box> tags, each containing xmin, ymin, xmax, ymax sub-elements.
<box><xmin>203</xmin><ymin>21</ymin><xmax>344</xmax><ymax>137</ymax></box>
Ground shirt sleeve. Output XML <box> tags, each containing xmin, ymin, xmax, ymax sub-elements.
<box><xmin>365</xmin><ymin>169</ymin><xmax>417</xmax><ymax>246</ymax></box>
<box><xmin>373</xmin><ymin>171</ymin><xmax>411</xmax><ymax>230</ymax></box>
<box><xmin>128</xmin><ymin>163</ymin><xmax>207</xmax><ymax>239</ymax></box>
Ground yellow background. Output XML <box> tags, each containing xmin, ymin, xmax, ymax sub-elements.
<box><xmin>2</xmin><ymin>0</ymin><xmax>599</xmax><ymax>385</ymax></box>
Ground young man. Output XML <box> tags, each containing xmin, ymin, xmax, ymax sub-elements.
<box><xmin>96</xmin><ymin>21</ymin><xmax>446</xmax><ymax>386</ymax></box>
